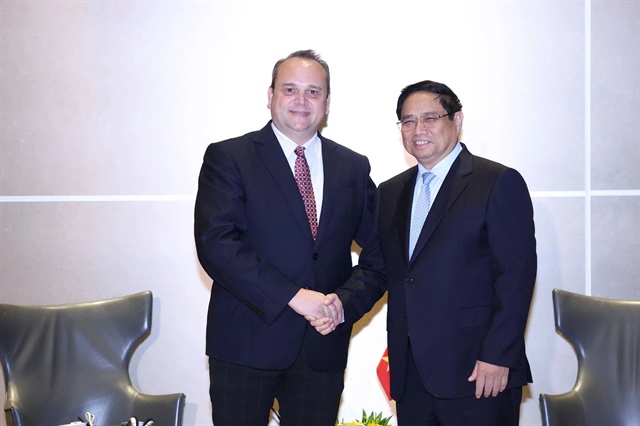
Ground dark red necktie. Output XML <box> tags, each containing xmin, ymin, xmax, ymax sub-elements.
<box><xmin>294</xmin><ymin>146</ymin><xmax>318</xmax><ymax>239</ymax></box>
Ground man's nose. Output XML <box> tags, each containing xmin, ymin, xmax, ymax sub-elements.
<box><xmin>294</xmin><ymin>92</ymin><xmax>308</xmax><ymax>105</ymax></box>
<box><xmin>415</xmin><ymin>119</ymin><xmax>428</xmax><ymax>133</ymax></box>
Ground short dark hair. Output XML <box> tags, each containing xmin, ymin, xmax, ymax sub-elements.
<box><xmin>270</xmin><ymin>49</ymin><xmax>331</xmax><ymax>95</ymax></box>
<box><xmin>396</xmin><ymin>80</ymin><xmax>462</xmax><ymax>120</ymax></box>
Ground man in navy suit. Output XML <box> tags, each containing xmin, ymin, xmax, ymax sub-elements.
<box><xmin>319</xmin><ymin>80</ymin><xmax>537</xmax><ymax>425</ymax></box>
<box><xmin>194</xmin><ymin>50</ymin><xmax>375</xmax><ymax>426</ymax></box>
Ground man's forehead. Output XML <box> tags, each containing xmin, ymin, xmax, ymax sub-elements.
<box><xmin>402</xmin><ymin>94</ymin><xmax>441</xmax><ymax>113</ymax></box>
<box><xmin>277</xmin><ymin>59</ymin><xmax>326</xmax><ymax>80</ymax></box>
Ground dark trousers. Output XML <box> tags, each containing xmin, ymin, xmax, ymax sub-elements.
<box><xmin>209</xmin><ymin>349</ymin><xmax>344</xmax><ymax>426</ymax></box>
<box><xmin>396</xmin><ymin>345</ymin><xmax>522</xmax><ymax>426</ymax></box>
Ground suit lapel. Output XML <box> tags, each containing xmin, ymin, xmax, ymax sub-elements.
<box><xmin>395</xmin><ymin>168</ymin><xmax>418</xmax><ymax>265</ymax></box>
<box><xmin>410</xmin><ymin>146</ymin><xmax>473</xmax><ymax>264</ymax></box>
<box><xmin>253</xmin><ymin>123</ymin><xmax>314</xmax><ymax>240</ymax></box>
<box><xmin>314</xmin><ymin>136</ymin><xmax>340</xmax><ymax>245</ymax></box>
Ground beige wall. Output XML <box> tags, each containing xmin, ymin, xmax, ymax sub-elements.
<box><xmin>1</xmin><ymin>1</ymin><xmax>638</xmax><ymax>425</ymax></box>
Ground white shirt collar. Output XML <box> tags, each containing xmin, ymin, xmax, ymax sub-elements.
<box><xmin>417</xmin><ymin>142</ymin><xmax>463</xmax><ymax>181</ymax></box>
<box><xmin>271</xmin><ymin>122</ymin><xmax>321</xmax><ymax>157</ymax></box>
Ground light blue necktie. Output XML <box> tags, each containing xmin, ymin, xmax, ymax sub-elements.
<box><xmin>409</xmin><ymin>171</ymin><xmax>436</xmax><ymax>259</ymax></box>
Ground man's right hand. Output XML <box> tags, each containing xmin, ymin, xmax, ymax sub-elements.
<box><xmin>289</xmin><ymin>288</ymin><xmax>340</xmax><ymax>330</ymax></box>
<box><xmin>305</xmin><ymin>293</ymin><xmax>343</xmax><ymax>335</ymax></box>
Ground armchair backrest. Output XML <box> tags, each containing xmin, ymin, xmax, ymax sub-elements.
<box><xmin>539</xmin><ymin>288</ymin><xmax>640</xmax><ymax>426</ymax></box>
<box><xmin>0</xmin><ymin>291</ymin><xmax>185</xmax><ymax>426</ymax></box>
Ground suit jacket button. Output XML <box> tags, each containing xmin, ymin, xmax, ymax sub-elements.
<box><xmin>312</xmin><ymin>252</ymin><xmax>319</xmax><ymax>260</ymax></box>
<box><xmin>405</xmin><ymin>277</ymin><xmax>413</xmax><ymax>284</ymax></box>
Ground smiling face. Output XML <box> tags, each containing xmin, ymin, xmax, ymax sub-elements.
<box><xmin>267</xmin><ymin>57</ymin><xmax>330</xmax><ymax>145</ymax></box>
<box><xmin>400</xmin><ymin>91</ymin><xmax>463</xmax><ymax>170</ymax></box>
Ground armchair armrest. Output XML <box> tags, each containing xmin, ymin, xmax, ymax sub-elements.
<box><xmin>131</xmin><ymin>392</ymin><xmax>186</xmax><ymax>426</ymax></box>
<box><xmin>539</xmin><ymin>391</ymin><xmax>586</xmax><ymax>426</ymax></box>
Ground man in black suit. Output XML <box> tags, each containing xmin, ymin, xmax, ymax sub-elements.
<box><xmin>319</xmin><ymin>80</ymin><xmax>537</xmax><ymax>425</ymax></box>
<box><xmin>194</xmin><ymin>50</ymin><xmax>375</xmax><ymax>426</ymax></box>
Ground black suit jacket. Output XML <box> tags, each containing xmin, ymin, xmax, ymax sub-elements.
<box><xmin>338</xmin><ymin>144</ymin><xmax>537</xmax><ymax>400</ymax></box>
<box><xmin>194</xmin><ymin>121</ymin><xmax>376</xmax><ymax>372</ymax></box>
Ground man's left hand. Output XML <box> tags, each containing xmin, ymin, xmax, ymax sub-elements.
<box><xmin>467</xmin><ymin>360</ymin><xmax>509</xmax><ymax>398</ymax></box>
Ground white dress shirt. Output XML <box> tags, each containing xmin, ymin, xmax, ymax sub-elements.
<box><xmin>410</xmin><ymin>142</ymin><xmax>463</xmax><ymax>225</ymax></box>
<box><xmin>271</xmin><ymin>123</ymin><xmax>324</xmax><ymax>221</ymax></box>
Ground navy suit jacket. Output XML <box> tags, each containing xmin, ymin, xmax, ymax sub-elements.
<box><xmin>337</xmin><ymin>144</ymin><xmax>537</xmax><ymax>400</ymax></box>
<box><xmin>194</xmin><ymin>122</ymin><xmax>376</xmax><ymax>372</ymax></box>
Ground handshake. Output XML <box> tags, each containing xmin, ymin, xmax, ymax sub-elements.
<box><xmin>288</xmin><ymin>288</ymin><xmax>343</xmax><ymax>335</ymax></box>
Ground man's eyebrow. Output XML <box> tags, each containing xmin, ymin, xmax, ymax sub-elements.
<box><xmin>402</xmin><ymin>111</ymin><xmax>438</xmax><ymax>119</ymax></box>
<box><xmin>400</xmin><ymin>113</ymin><xmax>417</xmax><ymax>120</ymax></box>
<box><xmin>278</xmin><ymin>83</ymin><xmax>325</xmax><ymax>93</ymax></box>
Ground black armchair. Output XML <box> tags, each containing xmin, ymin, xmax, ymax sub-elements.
<box><xmin>539</xmin><ymin>288</ymin><xmax>640</xmax><ymax>426</ymax></box>
<box><xmin>0</xmin><ymin>291</ymin><xmax>186</xmax><ymax>426</ymax></box>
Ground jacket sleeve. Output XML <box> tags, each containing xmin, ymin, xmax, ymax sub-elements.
<box><xmin>335</xmin><ymin>186</ymin><xmax>388</xmax><ymax>328</ymax></box>
<box><xmin>479</xmin><ymin>167</ymin><xmax>537</xmax><ymax>368</ymax></box>
<box><xmin>194</xmin><ymin>142</ymin><xmax>300</xmax><ymax>325</ymax></box>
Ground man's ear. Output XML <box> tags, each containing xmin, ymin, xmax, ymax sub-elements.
<box><xmin>267</xmin><ymin>86</ymin><xmax>273</xmax><ymax>109</ymax></box>
<box><xmin>455</xmin><ymin>110</ymin><xmax>464</xmax><ymax>133</ymax></box>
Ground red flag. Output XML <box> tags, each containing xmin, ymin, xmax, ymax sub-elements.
<box><xmin>376</xmin><ymin>347</ymin><xmax>392</xmax><ymax>400</ymax></box>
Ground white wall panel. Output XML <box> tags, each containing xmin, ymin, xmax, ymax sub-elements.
<box><xmin>1</xmin><ymin>1</ymin><xmax>638</xmax><ymax>425</ymax></box>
